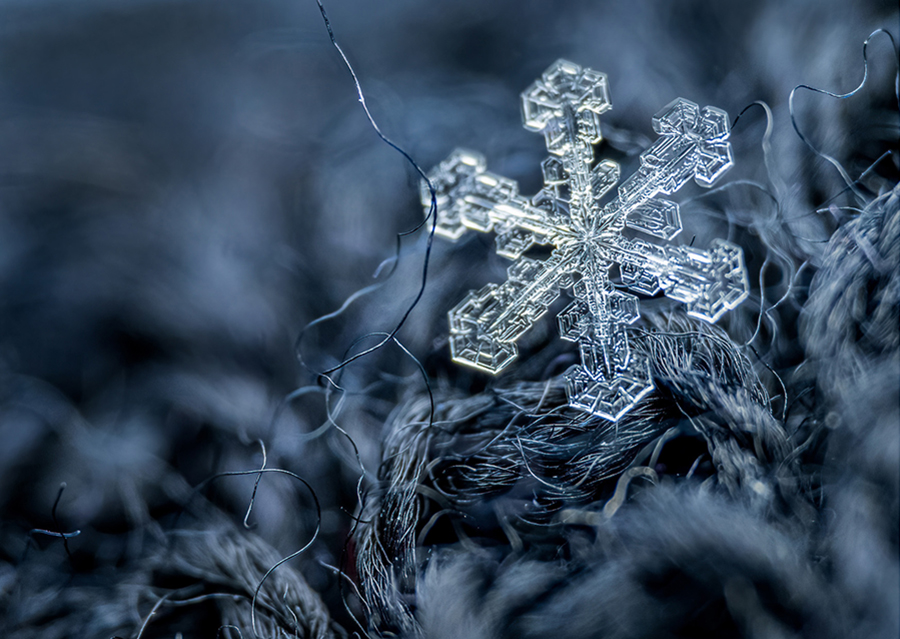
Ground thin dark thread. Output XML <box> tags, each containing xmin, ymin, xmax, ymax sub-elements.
<box><xmin>788</xmin><ymin>29</ymin><xmax>899</xmax><ymax>203</ymax></box>
<box><xmin>730</xmin><ymin>100</ymin><xmax>785</xmax><ymax>210</ymax></box>
<box><xmin>51</xmin><ymin>482</ymin><xmax>73</xmax><ymax>559</ymax></box>
<box><xmin>788</xmin><ymin>150</ymin><xmax>898</xmax><ymax>225</ymax></box>
<box><xmin>242</xmin><ymin>440</ymin><xmax>268</xmax><ymax>529</ymax></box>
<box><xmin>291</xmin><ymin>23</ymin><xmax>442</xmax><ymax>624</ymax></box>
<box><xmin>174</xmin><ymin>460</ymin><xmax>322</xmax><ymax>637</ymax></box>
<box><xmin>362</xmin><ymin>331</ymin><xmax>436</xmax><ymax>426</ymax></box>
<box><xmin>28</xmin><ymin>483</ymin><xmax>80</xmax><ymax>560</ymax></box>
<box><xmin>746</xmin><ymin>343</ymin><xmax>788</xmax><ymax>423</ymax></box>
<box><xmin>135</xmin><ymin>592</ymin><xmax>172</xmax><ymax>639</ymax></box>
<box><xmin>266</xmin><ymin>384</ymin><xmax>325</xmax><ymax>440</ymax></box>
<box><xmin>726</xmin><ymin>100</ymin><xmax>819</xmax><ymax>351</ymax></box>
<box><xmin>323</xmin><ymin>331</ymin><xmax>433</xmax><ymax>638</ymax></box>
<box><xmin>294</xmin><ymin>0</ymin><xmax>439</xmax><ymax>391</ymax></box>
<box><xmin>192</xmin><ymin>468</ymin><xmax>321</xmax><ymax>639</ymax></box>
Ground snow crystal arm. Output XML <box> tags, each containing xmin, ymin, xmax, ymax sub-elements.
<box><xmin>604</xmin><ymin>98</ymin><xmax>735</xmax><ymax>239</ymax></box>
<box><xmin>611</xmin><ymin>235</ymin><xmax>750</xmax><ymax>323</ymax></box>
<box><xmin>422</xmin><ymin>149</ymin><xmax>563</xmax><ymax>258</ymax></box>
<box><xmin>448</xmin><ymin>250</ymin><xmax>576</xmax><ymax>373</ymax></box>
<box><xmin>521</xmin><ymin>59</ymin><xmax>613</xmax><ymax>228</ymax></box>
<box><xmin>558</xmin><ymin>266</ymin><xmax>653</xmax><ymax>421</ymax></box>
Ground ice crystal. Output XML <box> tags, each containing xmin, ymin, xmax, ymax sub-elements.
<box><xmin>423</xmin><ymin>60</ymin><xmax>749</xmax><ymax>421</ymax></box>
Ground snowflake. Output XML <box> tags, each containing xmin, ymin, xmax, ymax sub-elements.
<box><xmin>422</xmin><ymin>60</ymin><xmax>749</xmax><ymax>421</ymax></box>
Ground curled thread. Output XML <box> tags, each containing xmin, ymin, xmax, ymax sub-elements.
<box><xmin>295</xmin><ymin>0</ymin><xmax>439</xmax><ymax>394</ymax></box>
<box><xmin>195</xmin><ymin>467</ymin><xmax>322</xmax><ymax>639</ymax></box>
<box><xmin>788</xmin><ymin>29</ymin><xmax>899</xmax><ymax>203</ymax></box>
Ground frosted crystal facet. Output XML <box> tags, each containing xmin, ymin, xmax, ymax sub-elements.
<box><xmin>423</xmin><ymin>60</ymin><xmax>749</xmax><ymax>421</ymax></box>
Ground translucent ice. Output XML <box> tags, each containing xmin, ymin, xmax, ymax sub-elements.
<box><xmin>423</xmin><ymin>60</ymin><xmax>748</xmax><ymax>421</ymax></box>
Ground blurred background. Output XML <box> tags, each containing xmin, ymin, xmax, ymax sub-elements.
<box><xmin>0</xmin><ymin>0</ymin><xmax>896</xmax><ymax>637</ymax></box>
